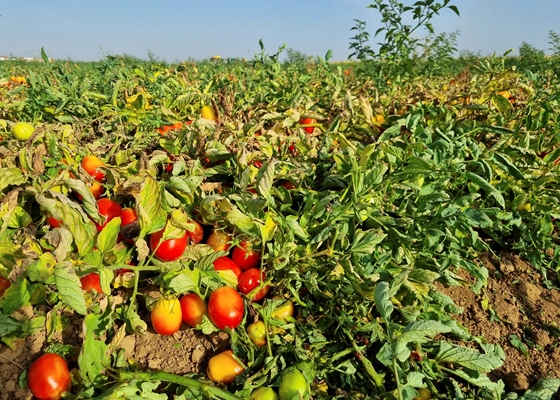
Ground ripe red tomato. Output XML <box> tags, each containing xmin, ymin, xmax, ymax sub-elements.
<box><xmin>80</xmin><ymin>273</ymin><xmax>102</xmax><ymax>293</ymax></box>
<box><xmin>208</xmin><ymin>286</ymin><xmax>244</xmax><ymax>329</ymax></box>
<box><xmin>179</xmin><ymin>293</ymin><xmax>207</xmax><ymax>327</ymax></box>
<box><xmin>0</xmin><ymin>276</ymin><xmax>10</xmax><ymax>297</ymax></box>
<box><xmin>81</xmin><ymin>155</ymin><xmax>105</xmax><ymax>181</ymax></box>
<box><xmin>119</xmin><ymin>208</ymin><xmax>138</xmax><ymax>243</ymax></box>
<box><xmin>206</xmin><ymin>350</ymin><xmax>244</xmax><ymax>384</ymax></box>
<box><xmin>238</xmin><ymin>268</ymin><xmax>270</xmax><ymax>301</ymax></box>
<box><xmin>186</xmin><ymin>219</ymin><xmax>204</xmax><ymax>244</ymax></box>
<box><xmin>151</xmin><ymin>297</ymin><xmax>182</xmax><ymax>335</ymax></box>
<box><xmin>149</xmin><ymin>228</ymin><xmax>188</xmax><ymax>262</ymax></box>
<box><xmin>300</xmin><ymin>117</ymin><xmax>316</xmax><ymax>134</ymax></box>
<box><xmin>95</xmin><ymin>198</ymin><xmax>123</xmax><ymax>232</ymax></box>
<box><xmin>252</xmin><ymin>160</ymin><xmax>263</xmax><ymax>169</ymax></box>
<box><xmin>27</xmin><ymin>353</ymin><xmax>72</xmax><ymax>400</ymax></box>
<box><xmin>231</xmin><ymin>241</ymin><xmax>261</xmax><ymax>271</ymax></box>
<box><xmin>46</xmin><ymin>215</ymin><xmax>62</xmax><ymax>228</ymax></box>
<box><xmin>206</xmin><ymin>230</ymin><xmax>232</xmax><ymax>252</ymax></box>
<box><xmin>213</xmin><ymin>256</ymin><xmax>242</xmax><ymax>278</ymax></box>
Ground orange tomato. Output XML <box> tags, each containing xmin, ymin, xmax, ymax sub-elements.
<box><xmin>206</xmin><ymin>350</ymin><xmax>244</xmax><ymax>384</ymax></box>
<box><xmin>206</xmin><ymin>230</ymin><xmax>232</xmax><ymax>252</ymax></box>
<box><xmin>179</xmin><ymin>293</ymin><xmax>207</xmax><ymax>327</ymax></box>
<box><xmin>81</xmin><ymin>155</ymin><xmax>105</xmax><ymax>181</ymax></box>
<box><xmin>151</xmin><ymin>297</ymin><xmax>183</xmax><ymax>335</ymax></box>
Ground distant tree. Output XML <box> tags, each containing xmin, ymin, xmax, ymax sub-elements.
<box><xmin>284</xmin><ymin>48</ymin><xmax>313</xmax><ymax>64</ymax></box>
<box><xmin>549</xmin><ymin>30</ymin><xmax>560</xmax><ymax>56</ymax></box>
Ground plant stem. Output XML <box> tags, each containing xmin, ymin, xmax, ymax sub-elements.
<box><xmin>119</xmin><ymin>371</ymin><xmax>242</xmax><ymax>400</ymax></box>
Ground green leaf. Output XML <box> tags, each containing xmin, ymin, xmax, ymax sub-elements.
<box><xmin>97</xmin><ymin>217</ymin><xmax>121</xmax><ymax>253</ymax></box>
<box><xmin>257</xmin><ymin>160</ymin><xmax>275</xmax><ymax>199</ymax></box>
<box><xmin>465</xmin><ymin>171</ymin><xmax>505</xmax><ymax>208</ymax></box>
<box><xmin>54</xmin><ymin>262</ymin><xmax>87</xmax><ymax>315</ymax></box>
<box><xmin>261</xmin><ymin>213</ymin><xmax>277</xmax><ymax>243</ymax></box>
<box><xmin>0</xmin><ymin>168</ymin><xmax>26</xmax><ymax>193</ymax></box>
<box><xmin>436</xmin><ymin>342</ymin><xmax>504</xmax><ymax>373</ymax></box>
<box><xmin>520</xmin><ymin>379</ymin><xmax>560</xmax><ymax>400</ymax></box>
<box><xmin>0</xmin><ymin>314</ymin><xmax>22</xmax><ymax>337</ymax></box>
<box><xmin>375</xmin><ymin>281</ymin><xmax>393</xmax><ymax>321</ymax></box>
<box><xmin>226</xmin><ymin>208</ymin><xmax>256</xmax><ymax>234</ymax></box>
<box><xmin>166</xmin><ymin>269</ymin><xmax>201</xmax><ymax>294</ymax></box>
<box><xmin>137</xmin><ymin>173</ymin><xmax>167</xmax><ymax>238</ymax></box>
<box><xmin>351</xmin><ymin>229</ymin><xmax>387</xmax><ymax>254</ymax></box>
<box><xmin>286</xmin><ymin>216</ymin><xmax>310</xmax><ymax>241</ymax></box>
<box><xmin>79</xmin><ymin>314</ymin><xmax>110</xmax><ymax>384</ymax></box>
<box><xmin>0</xmin><ymin>277</ymin><xmax>30</xmax><ymax>315</ymax></box>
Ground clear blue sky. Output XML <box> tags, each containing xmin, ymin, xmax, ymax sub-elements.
<box><xmin>1</xmin><ymin>0</ymin><xmax>559</xmax><ymax>62</ymax></box>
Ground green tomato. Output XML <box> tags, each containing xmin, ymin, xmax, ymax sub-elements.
<box><xmin>413</xmin><ymin>388</ymin><xmax>432</xmax><ymax>400</ymax></box>
<box><xmin>12</xmin><ymin>122</ymin><xmax>35</xmax><ymax>141</ymax></box>
<box><xmin>249</xmin><ymin>387</ymin><xmax>279</xmax><ymax>400</ymax></box>
<box><xmin>279</xmin><ymin>369</ymin><xmax>309</xmax><ymax>400</ymax></box>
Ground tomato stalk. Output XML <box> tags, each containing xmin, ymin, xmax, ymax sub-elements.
<box><xmin>118</xmin><ymin>371</ymin><xmax>242</xmax><ymax>400</ymax></box>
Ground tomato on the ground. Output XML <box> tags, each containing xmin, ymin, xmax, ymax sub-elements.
<box><xmin>278</xmin><ymin>369</ymin><xmax>309</xmax><ymax>400</ymax></box>
<box><xmin>149</xmin><ymin>228</ymin><xmax>188</xmax><ymax>262</ymax></box>
<box><xmin>95</xmin><ymin>198</ymin><xmax>122</xmax><ymax>232</ymax></box>
<box><xmin>151</xmin><ymin>297</ymin><xmax>182</xmax><ymax>335</ymax></box>
<box><xmin>231</xmin><ymin>241</ymin><xmax>261</xmax><ymax>270</ymax></box>
<box><xmin>213</xmin><ymin>256</ymin><xmax>242</xmax><ymax>278</ymax></box>
<box><xmin>12</xmin><ymin>121</ymin><xmax>35</xmax><ymax>141</ymax></box>
<box><xmin>81</xmin><ymin>155</ymin><xmax>105</xmax><ymax>181</ymax></box>
<box><xmin>80</xmin><ymin>273</ymin><xmax>102</xmax><ymax>293</ymax></box>
<box><xmin>27</xmin><ymin>353</ymin><xmax>72</xmax><ymax>400</ymax></box>
<box><xmin>247</xmin><ymin>320</ymin><xmax>266</xmax><ymax>347</ymax></box>
<box><xmin>206</xmin><ymin>350</ymin><xmax>244</xmax><ymax>384</ymax></box>
<box><xmin>206</xmin><ymin>230</ymin><xmax>232</xmax><ymax>252</ymax></box>
<box><xmin>207</xmin><ymin>286</ymin><xmax>244</xmax><ymax>329</ymax></box>
<box><xmin>238</xmin><ymin>268</ymin><xmax>270</xmax><ymax>301</ymax></box>
<box><xmin>179</xmin><ymin>293</ymin><xmax>207</xmax><ymax>327</ymax></box>
<box><xmin>0</xmin><ymin>276</ymin><xmax>10</xmax><ymax>297</ymax></box>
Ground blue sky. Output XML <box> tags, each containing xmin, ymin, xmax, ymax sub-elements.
<box><xmin>1</xmin><ymin>0</ymin><xmax>559</xmax><ymax>62</ymax></box>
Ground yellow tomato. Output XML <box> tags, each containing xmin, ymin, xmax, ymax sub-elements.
<box><xmin>201</xmin><ymin>105</ymin><xmax>218</xmax><ymax>121</ymax></box>
<box><xmin>247</xmin><ymin>321</ymin><xmax>266</xmax><ymax>347</ymax></box>
<box><xmin>271</xmin><ymin>296</ymin><xmax>294</xmax><ymax>320</ymax></box>
<box><xmin>413</xmin><ymin>388</ymin><xmax>432</xmax><ymax>400</ymax></box>
<box><xmin>206</xmin><ymin>350</ymin><xmax>244</xmax><ymax>384</ymax></box>
<box><xmin>12</xmin><ymin>122</ymin><xmax>35</xmax><ymax>141</ymax></box>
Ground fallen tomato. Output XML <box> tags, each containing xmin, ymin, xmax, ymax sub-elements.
<box><xmin>27</xmin><ymin>353</ymin><xmax>72</xmax><ymax>400</ymax></box>
<box><xmin>208</xmin><ymin>286</ymin><xmax>244</xmax><ymax>329</ymax></box>
<box><xmin>206</xmin><ymin>350</ymin><xmax>244</xmax><ymax>384</ymax></box>
<box><xmin>149</xmin><ymin>228</ymin><xmax>188</xmax><ymax>262</ymax></box>
<box><xmin>151</xmin><ymin>297</ymin><xmax>182</xmax><ymax>335</ymax></box>
<box><xmin>231</xmin><ymin>241</ymin><xmax>261</xmax><ymax>270</ymax></box>
<box><xmin>179</xmin><ymin>293</ymin><xmax>207</xmax><ymax>327</ymax></box>
<box><xmin>238</xmin><ymin>268</ymin><xmax>270</xmax><ymax>301</ymax></box>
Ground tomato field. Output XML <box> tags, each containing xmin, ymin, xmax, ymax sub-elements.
<box><xmin>2</xmin><ymin>11</ymin><xmax>560</xmax><ymax>399</ymax></box>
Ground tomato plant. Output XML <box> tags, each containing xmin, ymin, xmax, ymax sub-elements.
<box><xmin>207</xmin><ymin>286</ymin><xmax>244</xmax><ymax>329</ymax></box>
<box><xmin>213</xmin><ymin>256</ymin><xmax>242</xmax><ymax>278</ymax></box>
<box><xmin>206</xmin><ymin>350</ymin><xmax>244</xmax><ymax>384</ymax></box>
<box><xmin>0</xmin><ymin>276</ymin><xmax>10</xmax><ymax>297</ymax></box>
<box><xmin>247</xmin><ymin>320</ymin><xmax>266</xmax><ymax>347</ymax></box>
<box><xmin>81</xmin><ymin>155</ymin><xmax>105</xmax><ymax>181</ymax></box>
<box><xmin>151</xmin><ymin>297</ymin><xmax>182</xmax><ymax>335</ymax></box>
<box><xmin>149</xmin><ymin>228</ymin><xmax>188</xmax><ymax>262</ymax></box>
<box><xmin>80</xmin><ymin>273</ymin><xmax>102</xmax><ymax>293</ymax></box>
<box><xmin>231</xmin><ymin>241</ymin><xmax>261</xmax><ymax>270</ymax></box>
<box><xmin>12</xmin><ymin>121</ymin><xmax>35</xmax><ymax>141</ymax></box>
<box><xmin>238</xmin><ymin>268</ymin><xmax>270</xmax><ymax>301</ymax></box>
<box><xmin>278</xmin><ymin>369</ymin><xmax>309</xmax><ymax>400</ymax></box>
<box><xmin>95</xmin><ymin>198</ymin><xmax>122</xmax><ymax>232</ymax></box>
<box><xmin>179</xmin><ymin>293</ymin><xmax>207</xmax><ymax>327</ymax></box>
<box><xmin>249</xmin><ymin>387</ymin><xmax>279</xmax><ymax>400</ymax></box>
<box><xmin>27</xmin><ymin>353</ymin><xmax>72</xmax><ymax>400</ymax></box>
<box><xmin>206</xmin><ymin>230</ymin><xmax>232</xmax><ymax>252</ymax></box>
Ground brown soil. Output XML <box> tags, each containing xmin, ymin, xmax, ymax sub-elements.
<box><xmin>436</xmin><ymin>252</ymin><xmax>560</xmax><ymax>396</ymax></box>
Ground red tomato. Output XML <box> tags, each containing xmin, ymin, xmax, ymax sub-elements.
<box><xmin>81</xmin><ymin>155</ymin><xmax>105</xmax><ymax>181</ymax></box>
<box><xmin>278</xmin><ymin>180</ymin><xmax>296</xmax><ymax>190</ymax></box>
<box><xmin>95</xmin><ymin>198</ymin><xmax>123</xmax><ymax>232</ymax></box>
<box><xmin>46</xmin><ymin>216</ymin><xmax>62</xmax><ymax>228</ymax></box>
<box><xmin>300</xmin><ymin>117</ymin><xmax>316</xmax><ymax>134</ymax></box>
<box><xmin>27</xmin><ymin>353</ymin><xmax>72</xmax><ymax>400</ymax></box>
<box><xmin>238</xmin><ymin>268</ymin><xmax>270</xmax><ymax>301</ymax></box>
<box><xmin>252</xmin><ymin>160</ymin><xmax>263</xmax><ymax>169</ymax></box>
<box><xmin>149</xmin><ymin>228</ymin><xmax>188</xmax><ymax>262</ymax></box>
<box><xmin>179</xmin><ymin>293</ymin><xmax>207</xmax><ymax>327</ymax></box>
<box><xmin>208</xmin><ymin>286</ymin><xmax>244</xmax><ymax>329</ymax></box>
<box><xmin>213</xmin><ymin>256</ymin><xmax>242</xmax><ymax>278</ymax></box>
<box><xmin>119</xmin><ymin>208</ymin><xmax>138</xmax><ymax>243</ymax></box>
<box><xmin>186</xmin><ymin>219</ymin><xmax>204</xmax><ymax>244</ymax></box>
<box><xmin>231</xmin><ymin>242</ymin><xmax>261</xmax><ymax>271</ymax></box>
<box><xmin>80</xmin><ymin>273</ymin><xmax>102</xmax><ymax>293</ymax></box>
<box><xmin>206</xmin><ymin>230</ymin><xmax>232</xmax><ymax>252</ymax></box>
<box><xmin>151</xmin><ymin>297</ymin><xmax>182</xmax><ymax>335</ymax></box>
<box><xmin>0</xmin><ymin>276</ymin><xmax>10</xmax><ymax>297</ymax></box>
